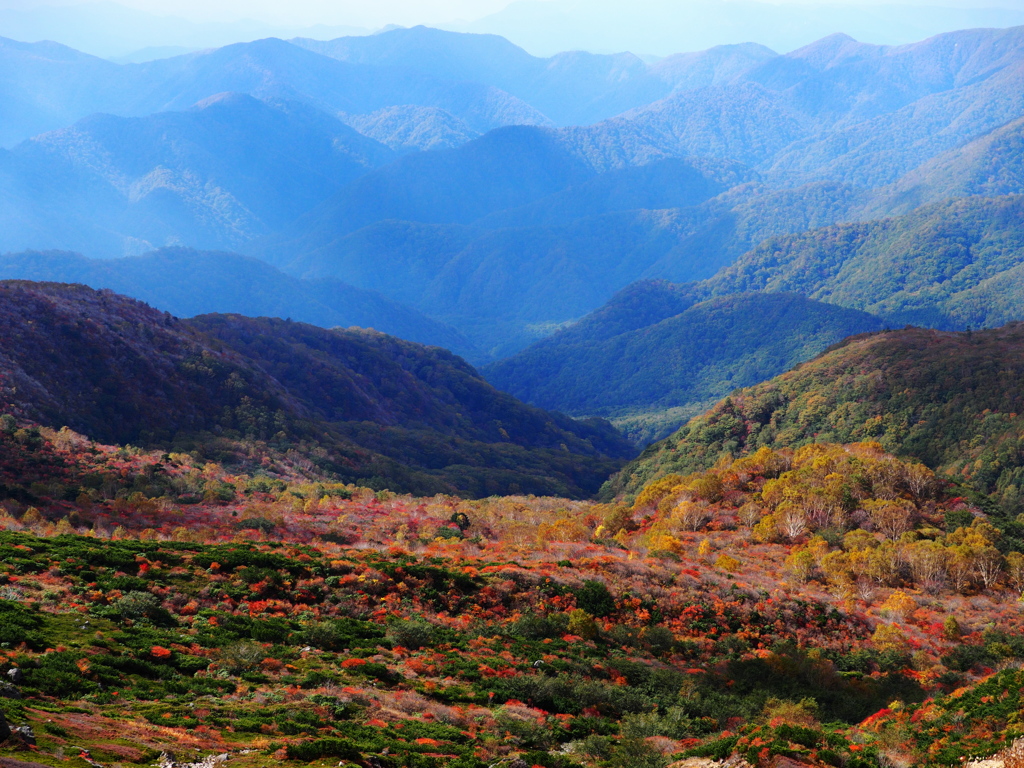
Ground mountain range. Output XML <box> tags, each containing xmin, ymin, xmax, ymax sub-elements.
<box><xmin>482</xmin><ymin>191</ymin><xmax>1024</xmax><ymax>437</ymax></box>
<box><xmin>2</xmin><ymin>22</ymin><xmax>1024</xmax><ymax>462</ymax></box>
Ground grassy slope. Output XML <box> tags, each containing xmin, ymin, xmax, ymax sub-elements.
<box><xmin>0</xmin><ymin>426</ymin><xmax>1022</xmax><ymax>768</ymax></box>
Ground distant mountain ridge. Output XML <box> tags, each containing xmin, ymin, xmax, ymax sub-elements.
<box><xmin>292</xmin><ymin>26</ymin><xmax>775</xmax><ymax>127</ymax></box>
<box><xmin>0</xmin><ymin>32</ymin><xmax>550</xmax><ymax>148</ymax></box>
<box><xmin>567</xmin><ymin>26</ymin><xmax>1024</xmax><ymax>184</ymax></box>
<box><xmin>5</xmin><ymin>23</ymin><xmax>1022</xmax><ymax>184</ymax></box>
<box><xmin>3</xmin><ymin>23</ymin><xmax>1024</xmax><ymax>368</ymax></box>
<box><xmin>0</xmin><ymin>247</ymin><xmax>475</xmax><ymax>356</ymax></box>
<box><xmin>0</xmin><ymin>93</ymin><xmax>395</xmax><ymax>255</ymax></box>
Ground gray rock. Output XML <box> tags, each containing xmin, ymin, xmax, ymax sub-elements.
<box><xmin>6</xmin><ymin>668</ymin><xmax>23</xmax><ymax>684</ymax></box>
<box><xmin>0</xmin><ymin>682</ymin><xmax>22</xmax><ymax>699</ymax></box>
<box><xmin>11</xmin><ymin>725</ymin><xmax>34</xmax><ymax>745</ymax></box>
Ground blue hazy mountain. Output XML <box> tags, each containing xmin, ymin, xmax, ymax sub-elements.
<box><xmin>0</xmin><ymin>247</ymin><xmax>474</xmax><ymax>356</ymax></box>
<box><xmin>463</xmin><ymin>0</ymin><xmax>1024</xmax><ymax>58</ymax></box>
<box><xmin>256</xmin><ymin>125</ymin><xmax>596</xmax><ymax>257</ymax></box>
<box><xmin>0</xmin><ymin>32</ymin><xmax>550</xmax><ymax>148</ymax></box>
<box><xmin>0</xmin><ymin>36</ymin><xmax>123</xmax><ymax>146</ymax></box>
<box><xmin>567</xmin><ymin>26</ymin><xmax>1024</xmax><ymax>183</ymax></box>
<box><xmin>259</xmin><ymin>154</ymin><xmax>783</xmax><ymax>356</ymax></box>
<box><xmin>340</xmin><ymin>105</ymin><xmax>480</xmax><ymax>152</ymax></box>
<box><xmin>0</xmin><ymin>93</ymin><xmax>394</xmax><ymax>256</ymax></box>
<box><xmin>293</xmin><ymin>26</ymin><xmax>771</xmax><ymax>127</ymax></box>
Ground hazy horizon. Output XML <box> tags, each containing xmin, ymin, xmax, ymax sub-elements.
<box><xmin>1</xmin><ymin>0</ymin><xmax>1024</xmax><ymax>59</ymax></box>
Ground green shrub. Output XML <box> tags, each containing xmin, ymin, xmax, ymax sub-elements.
<box><xmin>508</xmin><ymin>612</ymin><xmax>568</xmax><ymax>640</ymax></box>
<box><xmin>301</xmin><ymin>621</ymin><xmax>340</xmax><ymax>650</ymax></box>
<box><xmin>286</xmin><ymin>738</ymin><xmax>361</xmax><ymax>761</ymax></box>
<box><xmin>114</xmin><ymin>591</ymin><xmax>160</xmax><ymax>620</ymax></box>
<box><xmin>359</xmin><ymin>663</ymin><xmax>400</xmax><ymax>685</ymax></box>
<box><xmin>300</xmin><ymin>671</ymin><xmax>336</xmax><ymax>689</ymax></box>
<box><xmin>25</xmin><ymin>652</ymin><xmax>96</xmax><ymax>698</ymax></box>
<box><xmin>642</xmin><ymin>625</ymin><xmax>675</xmax><ymax>655</ymax></box>
<box><xmin>621</xmin><ymin>707</ymin><xmax>695</xmax><ymax>740</ymax></box>
<box><xmin>610</xmin><ymin>737</ymin><xmax>670</xmax><ymax>768</ymax></box>
<box><xmin>0</xmin><ymin>601</ymin><xmax>45</xmax><ymax>649</ymax></box>
<box><xmin>219</xmin><ymin>641</ymin><xmax>264</xmax><ymax>674</ymax></box>
<box><xmin>386</xmin><ymin>619</ymin><xmax>435</xmax><ymax>650</ymax></box>
<box><xmin>574</xmin><ymin>580</ymin><xmax>615</xmax><ymax>618</ymax></box>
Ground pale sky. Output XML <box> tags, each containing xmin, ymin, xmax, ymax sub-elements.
<box><xmin>0</xmin><ymin>0</ymin><xmax>509</xmax><ymax>26</ymax></box>
<box><xmin>3</xmin><ymin>0</ymin><xmax>1023</xmax><ymax>27</ymax></box>
<box><xmin>1</xmin><ymin>0</ymin><xmax>1023</xmax><ymax>58</ymax></box>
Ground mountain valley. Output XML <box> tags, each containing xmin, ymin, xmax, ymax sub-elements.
<box><xmin>3</xmin><ymin>18</ymin><xmax>1024</xmax><ymax>768</ymax></box>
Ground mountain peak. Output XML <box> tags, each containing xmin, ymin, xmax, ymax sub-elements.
<box><xmin>786</xmin><ymin>31</ymin><xmax>877</xmax><ymax>67</ymax></box>
<box><xmin>191</xmin><ymin>91</ymin><xmax>262</xmax><ymax>110</ymax></box>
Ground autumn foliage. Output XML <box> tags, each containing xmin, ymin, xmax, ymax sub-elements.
<box><xmin>0</xmin><ymin>423</ymin><xmax>1022</xmax><ymax>768</ymax></box>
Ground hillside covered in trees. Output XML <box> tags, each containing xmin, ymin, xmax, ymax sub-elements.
<box><xmin>704</xmin><ymin>194</ymin><xmax>1024</xmax><ymax>330</ymax></box>
<box><xmin>484</xmin><ymin>289</ymin><xmax>887</xmax><ymax>444</ymax></box>
<box><xmin>4</xmin><ymin>19</ymin><xmax>1024</xmax><ymax>768</ymax></box>
<box><xmin>606</xmin><ymin>323</ymin><xmax>1024</xmax><ymax>514</ymax></box>
<box><xmin>0</xmin><ymin>281</ymin><xmax>631</xmax><ymax>499</ymax></box>
<box><xmin>489</xmin><ymin>194</ymin><xmax>1024</xmax><ymax>438</ymax></box>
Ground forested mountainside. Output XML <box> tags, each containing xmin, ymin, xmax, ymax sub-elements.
<box><xmin>339</xmin><ymin>105</ymin><xmax>479</xmax><ymax>152</ymax></box>
<box><xmin>605</xmin><ymin>323</ymin><xmax>1024</xmax><ymax>512</ymax></box>
<box><xmin>483</xmin><ymin>291</ymin><xmax>887</xmax><ymax>444</ymax></box>
<box><xmin>490</xmin><ymin>194</ymin><xmax>1024</xmax><ymax>430</ymax></box>
<box><xmin>0</xmin><ymin>281</ymin><xmax>631</xmax><ymax>498</ymax></box>
<box><xmin>0</xmin><ymin>248</ymin><xmax>474</xmax><ymax>356</ymax></box>
<box><xmin>704</xmin><ymin>194</ymin><xmax>1024</xmax><ymax>329</ymax></box>
<box><xmin>866</xmin><ymin>115</ymin><xmax>1024</xmax><ymax>216</ymax></box>
<box><xmin>266</xmin><ymin>172</ymin><xmax>877</xmax><ymax>357</ymax></box>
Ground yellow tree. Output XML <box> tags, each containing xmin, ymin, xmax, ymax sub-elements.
<box><xmin>1006</xmin><ymin>551</ymin><xmax>1024</xmax><ymax>595</ymax></box>
<box><xmin>974</xmin><ymin>545</ymin><xmax>1004</xmax><ymax>590</ymax></box>
<box><xmin>905</xmin><ymin>539</ymin><xmax>948</xmax><ymax>591</ymax></box>
<box><xmin>880</xmin><ymin>590</ymin><xmax>916</xmax><ymax>621</ymax></box>
<box><xmin>946</xmin><ymin>545</ymin><xmax>977</xmax><ymax>594</ymax></box>
<box><xmin>866</xmin><ymin>499</ymin><xmax>916</xmax><ymax>540</ymax></box>
<box><xmin>785</xmin><ymin>547</ymin><xmax>817</xmax><ymax>582</ymax></box>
